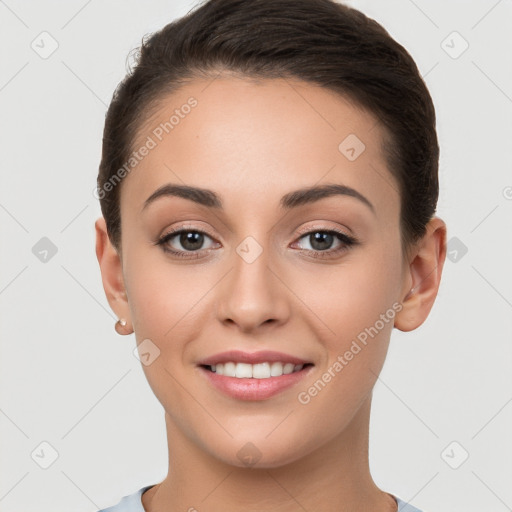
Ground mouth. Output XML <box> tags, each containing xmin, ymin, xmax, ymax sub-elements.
<box><xmin>201</xmin><ymin>361</ymin><xmax>314</xmax><ymax>379</ymax></box>
<box><xmin>197</xmin><ymin>350</ymin><xmax>315</xmax><ymax>400</ymax></box>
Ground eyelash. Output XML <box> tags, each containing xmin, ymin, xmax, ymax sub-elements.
<box><xmin>155</xmin><ymin>226</ymin><xmax>358</xmax><ymax>260</ymax></box>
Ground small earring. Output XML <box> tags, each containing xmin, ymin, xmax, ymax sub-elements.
<box><xmin>115</xmin><ymin>317</ymin><xmax>132</xmax><ymax>335</ymax></box>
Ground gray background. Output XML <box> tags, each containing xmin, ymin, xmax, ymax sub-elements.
<box><xmin>0</xmin><ymin>0</ymin><xmax>511</xmax><ymax>511</ymax></box>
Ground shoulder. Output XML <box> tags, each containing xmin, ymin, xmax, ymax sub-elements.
<box><xmin>96</xmin><ymin>485</ymin><xmax>156</xmax><ymax>512</ymax></box>
<box><xmin>394</xmin><ymin>495</ymin><xmax>425</xmax><ymax>512</ymax></box>
<box><xmin>95</xmin><ymin>487</ymin><xmax>423</xmax><ymax>512</ymax></box>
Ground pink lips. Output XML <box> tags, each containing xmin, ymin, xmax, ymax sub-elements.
<box><xmin>197</xmin><ymin>350</ymin><xmax>314</xmax><ymax>401</ymax></box>
<box><xmin>197</xmin><ymin>349</ymin><xmax>311</xmax><ymax>367</ymax></box>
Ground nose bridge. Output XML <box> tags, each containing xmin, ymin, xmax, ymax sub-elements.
<box><xmin>216</xmin><ymin>232</ymin><xmax>290</xmax><ymax>331</ymax></box>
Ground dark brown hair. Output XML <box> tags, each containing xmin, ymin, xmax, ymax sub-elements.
<box><xmin>97</xmin><ymin>0</ymin><xmax>439</xmax><ymax>253</ymax></box>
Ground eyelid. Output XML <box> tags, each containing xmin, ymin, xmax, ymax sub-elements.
<box><xmin>155</xmin><ymin>221</ymin><xmax>358</xmax><ymax>258</ymax></box>
<box><xmin>294</xmin><ymin>222</ymin><xmax>353</xmax><ymax>239</ymax></box>
<box><xmin>157</xmin><ymin>222</ymin><xmax>217</xmax><ymax>241</ymax></box>
<box><xmin>157</xmin><ymin>222</ymin><xmax>354</xmax><ymax>243</ymax></box>
<box><xmin>291</xmin><ymin>226</ymin><xmax>358</xmax><ymax>253</ymax></box>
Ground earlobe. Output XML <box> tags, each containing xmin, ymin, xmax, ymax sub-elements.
<box><xmin>95</xmin><ymin>217</ymin><xmax>132</xmax><ymax>328</ymax></box>
<box><xmin>394</xmin><ymin>217</ymin><xmax>447</xmax><ymax>332</ymax></box>
<box><xmin>114</xmin><ymin>317</ymin><xmax>133</xmax><ymax>335</ymax></box>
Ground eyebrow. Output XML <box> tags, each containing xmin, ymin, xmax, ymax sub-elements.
<box><xmin>142</xmin><ymin>183</ymin><xmax>375</xmax><ymax>214</ymax></box>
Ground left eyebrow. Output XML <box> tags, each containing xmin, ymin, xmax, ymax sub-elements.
<box><xmin>280</xmin><ymin>183</ymin><xmax>375</xmax><ymax>214</ymax></box>
<box><xmin>142</xmin><ymin>184</ymin><xmax>222</xmax><ymax>211</ymax></box>
<box><xmin>142</xmin><ymin>182</ymin><xmax>375</xmax><ymax>214</ymax></box>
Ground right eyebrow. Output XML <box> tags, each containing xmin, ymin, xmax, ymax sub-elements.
<box><xmin>142</xmin><ymin>182</ymin><xmax>375</xmax><ymax>215</ymax></box>
<box><xmin>279</xmin><ymin>183</ymin><xmax>375</xmax><ymax>214</ymax></box>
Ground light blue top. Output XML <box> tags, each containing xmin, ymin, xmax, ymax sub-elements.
<box><xmin>96</xmin><ymin>484</ymin><xmax>425</xmax><ymax>511</ymax></box>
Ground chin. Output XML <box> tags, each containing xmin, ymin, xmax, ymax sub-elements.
<box><xmin>207</xmin><ymin>433</ymin><xmax>314</xmax><ymax>470</ymax></box>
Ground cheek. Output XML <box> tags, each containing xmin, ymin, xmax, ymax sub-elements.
<box><xmin>123</xmin><ymin>249</ymin><xmax>223</xmax><ymax>384</ymax></box>
<box><xmin>292</xmin><ymin>243</ymin><xmax>402</xmax><ymax>401</ymax></box>
<box><xmin>122</xmin><ymin>254</ymin><xmax>208</xmax><ymax>422</ymax></box>
<box><xmin>295</xmin><ymin>245</ymin><xmax>402</xmax><ymax>342</ymax></box>
<box><xmin>124</xmin><ymin>248</ymin><xmax>204</xmax><ymax>339</ymax></box>
<box><xmin>292</xmin><ymin>283</ymin><xmax>398</xmax><ymax>454</ymax></box>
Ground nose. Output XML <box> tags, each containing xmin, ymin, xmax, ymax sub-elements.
<box><xmin>215</xmin><ymin>244</ymin><xmax>291</xmax><ymax>333</ymax></box>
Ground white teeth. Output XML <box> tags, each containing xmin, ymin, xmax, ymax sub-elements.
<box><xmin>270</xmin><ymin>362</ymin><xmax>283</xmax><ymax>376</ymax></box>
<box><xmin>209</xmin><ymin>361</ymin><xmax>305</xmax><ymax>378</ymax></box>
<box><xmin>283</xmin><ymin>363</ymin><xmax>295</xmax><ymax>374</ymax></box>
<box><xmin>252</xmin><ymin>362</ymin><xmax>271</xmax><ymax>379</ymax></box>
<box><xmin>235</xmin><ymin>363</ymin><xmax>253</xmax><ymax>378</ymax></box>
<box><xmin>223</xmin><ymin>362</ymin><xmax>236</xmax><ymax>377</ymax></box>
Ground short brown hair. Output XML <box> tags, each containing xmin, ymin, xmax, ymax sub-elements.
<box><xmin>97</xmin><ymin>0</ymin><xmax>439</xmax><ymax>253</ymax></box>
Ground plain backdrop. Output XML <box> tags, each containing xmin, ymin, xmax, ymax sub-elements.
<box><xmin>0</xmin><ymin>1</ymin><xmax>511</xmax><ymax>511</ymax></box>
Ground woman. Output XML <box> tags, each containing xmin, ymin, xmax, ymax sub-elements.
<box><xmin>94</xmin><ymin>0</ymin><xmax>446</xmax><ymax>510</ymax></box>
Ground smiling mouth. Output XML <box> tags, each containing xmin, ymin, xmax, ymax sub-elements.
<box><xmin>201</xmin><ymin>361</ymin><xmax>314</xmax><ymax>379</ymax></box>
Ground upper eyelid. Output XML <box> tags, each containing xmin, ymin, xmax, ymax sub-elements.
<box><xmin>158</xmin><ymin>225</ymin><xmax>355</xmax><ymax>246</ymax></box>
<box><xmin>159</xmin><ymin>224</ymin><xmax>216</xmax><ymax>241</ymax></box>
<box><xmin>160</xmin><ymin>224</ymin><xmax>350</xmax><ymax>237</ymax></box>
<box><xmin>158</xmin><ymin>228</ymin><xmax>355</xmax><ymax>263</ymax></box>
<box><xmin>295</xmin><ymin>223</ymin><xmax>353</xmax><ymax>238</ymax></box>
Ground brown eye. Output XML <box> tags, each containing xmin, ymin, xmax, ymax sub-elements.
<box><xmin>294</xmin><ymin>229</ymin><xmax>357</xmax><ymax>259</ymax></box>
<box><xmin>176</xmin><ymin>231</ymin><xmax>205</xmax><ymax>251</ymax></box>
<box><xmin>156</xmin><ymin>228</ymin><xmax>219</xmax><ymax>258</ymax></box>
<box><xmin>304</xmin><ymin>231</ymin><xmax>336</xmax><ymax>251</ymax></box>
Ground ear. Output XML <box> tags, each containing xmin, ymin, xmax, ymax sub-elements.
<box><xmin>394</xmin><ymin>216</ymin><xmax>447</xmax><ymax>332</ymax></box>
<box><xmin>95</xmin><ymin>217</ymin><xmax>132</xmax><ymax>332</ymax></box>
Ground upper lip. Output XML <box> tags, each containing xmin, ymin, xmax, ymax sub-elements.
<box><xmin>198</xmin><ymin>350</ymin><xmax>312</xmax><ymax>366</ymax></box>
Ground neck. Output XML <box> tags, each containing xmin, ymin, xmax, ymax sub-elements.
<box><xmin>142</xmin><ymin>395</ymin><xmax>397</xmax><ymax>512</ymax></box>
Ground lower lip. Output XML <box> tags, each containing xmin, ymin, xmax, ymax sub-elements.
<box><xmin>199</xmin><ymin>365</ymin><xmax>313</xmax><ymax>401</ymax></box>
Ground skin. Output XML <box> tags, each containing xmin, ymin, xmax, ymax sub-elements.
<box><xmin>95</xmin><ymin>76</ymin><xmax>446</xmax><ymax>511</ymax></box>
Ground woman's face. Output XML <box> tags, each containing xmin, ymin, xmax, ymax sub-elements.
<box><xmin>115</xmin><ymin>77</ymin><xmax>410</xmax><ymax>467</ymax></box>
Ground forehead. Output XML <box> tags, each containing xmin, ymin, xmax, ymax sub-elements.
<box><xmin>122</xmin><ymin>76</ymin><xmax>398</xmax><ymax>219</ymax></box>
